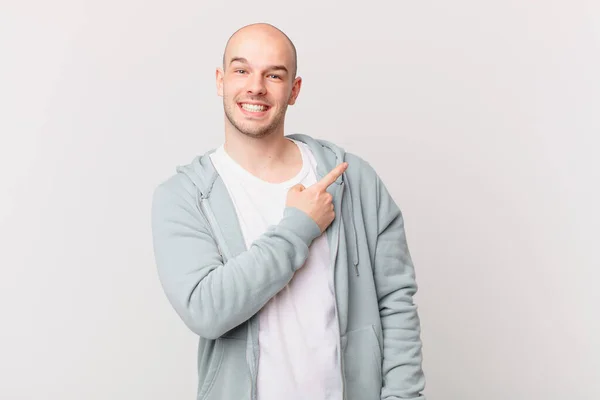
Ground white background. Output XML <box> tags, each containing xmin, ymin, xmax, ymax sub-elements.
<box><xmin>1</xmin><ymin>1</ymin><xmax>599</xmax><ymax>399</ymax></box>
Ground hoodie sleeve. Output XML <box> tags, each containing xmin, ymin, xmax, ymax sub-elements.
<box><xmin>373</xmin><ymin>173</ymin><xmax>427</xmax><ymax>400</ymax></box>
<box><xmin>151</xmin><ymin>180</ymin><xmax>322</xmax><ymax>340</ymax></box>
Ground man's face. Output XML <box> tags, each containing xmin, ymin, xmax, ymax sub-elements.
<box><xmin>217</xmin><ymin>32</ymin><xmax>301</xmax><ymax>139</ymax></box>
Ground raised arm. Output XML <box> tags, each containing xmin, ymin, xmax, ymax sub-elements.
<box><xmin>151</xmin><ymin>183</ymin><xmax>321</xmax><ymax>339</ymax></box>
<box><xmin>151</xmin><ymin>162</ymin><xmax>347</xmax><ymax>340</ymax></box>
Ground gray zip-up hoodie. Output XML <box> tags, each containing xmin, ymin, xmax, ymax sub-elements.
<box><xmin>151</xmin><ymin>133</ymin><xmax>426</xmax><ymax>400</ymax></box>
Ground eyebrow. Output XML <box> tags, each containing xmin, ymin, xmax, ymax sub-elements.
<box><xmin>229</xmin><ymin>57</ymin><xmax>288</xmax><ymax>73</ymax></box>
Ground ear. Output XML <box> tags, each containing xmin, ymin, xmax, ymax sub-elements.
<box><xmin>216</xmin><ymin>67</ymin><xmax>224</xmax><ymax>97</ymax></box>
<box><xmin>288</xmin><ymin>76</ymin><xmax>302</xmax><ymax>105</ymax></box>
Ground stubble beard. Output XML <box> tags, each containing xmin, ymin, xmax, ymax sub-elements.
<box><xmin>223</xmin><ymin>96</ymin><xmax>288</xmax><ymax>139</ymax></box>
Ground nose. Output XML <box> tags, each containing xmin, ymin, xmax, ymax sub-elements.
<box><xmin>246</xmin><ymin>73</ymin><xmax>266</xmax><ymax>96</ymax></box>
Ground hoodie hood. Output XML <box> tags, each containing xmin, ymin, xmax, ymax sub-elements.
<box><xmin>175</xmin><ymin>133</ymin><xmax>359</xmax><ymax>269</ymax></box>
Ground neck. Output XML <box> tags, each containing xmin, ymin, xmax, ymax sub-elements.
<box><xmin>223</xmin><ymin>125</ymin><xmax>300</xmax><ymax>180</ymax></box>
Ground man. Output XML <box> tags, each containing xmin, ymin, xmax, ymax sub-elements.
<box><xmin>151</xmin><ymin>23</ymin><xmax>426</xmax><ymax>400</ymax></box>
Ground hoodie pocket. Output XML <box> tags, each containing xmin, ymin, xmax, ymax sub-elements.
<box><xmin>342</xmin><ymin>325</ymin><xmax>383</xmax><ymax>400</ymax></box>
<box><xmin>196</xmin><ymin>340</ymin><xmax>224</xmax><ymax>400</ymax></box>
<box><xmin>199</xmin><ymin>337</ymin><xmax>251</xmax><ymax>400</ymax></box>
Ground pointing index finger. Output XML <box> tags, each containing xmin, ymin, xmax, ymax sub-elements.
<box><xmin>315</xmin><ymin>162</ymin><xmax>348</xmax><ymax>191</ymax></box>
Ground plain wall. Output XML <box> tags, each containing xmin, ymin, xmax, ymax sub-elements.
<box><xmin>1</xmin><ymin>1</ymin><xmax>598</xmax><ymax>399</ymax></box>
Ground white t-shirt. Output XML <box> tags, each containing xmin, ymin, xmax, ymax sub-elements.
<box><xmin>209</xmin><ymin>138</ymin><xmax>343</xmax><ymax>400</ymax></box>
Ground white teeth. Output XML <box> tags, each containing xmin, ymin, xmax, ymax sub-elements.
<box><xmin>241</xmin><ymin>103</ymin><xmax>267</xmax><ymax>112</ymax></box>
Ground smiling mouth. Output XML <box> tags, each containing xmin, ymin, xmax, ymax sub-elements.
<box><xmin>239</xmin><ymin>103</ymin><xmax>270</xmax><ymax>113</ymax></box>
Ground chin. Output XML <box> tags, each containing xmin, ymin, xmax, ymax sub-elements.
<box><xmin>239</xmin><ymin>128</ymin><xmax>274</xmax><ymax>139</ymax></box>
<box><xmin>235</xmin><ymin>119</ymin><xmax>276</xmax><ymax>138</ymax></box>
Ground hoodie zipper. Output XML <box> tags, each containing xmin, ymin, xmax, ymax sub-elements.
<box><xmin>198</xmin><ymin>197</ymin><xmax>224</xmax><ymax>259</ymax></box>
<box><xmin>199</xmin><ymin>198</ymin><xmax>230</xmax><ymax>261</ymax></box>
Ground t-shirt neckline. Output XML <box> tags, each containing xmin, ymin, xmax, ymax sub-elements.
<box><xmin>219</xmin><ymin>138</ymin><xmax>309</xmax><ymax>188</ymax></box>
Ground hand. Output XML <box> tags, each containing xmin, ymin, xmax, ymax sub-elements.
<box><xmin>286</xmin><ymin>162</ymin><xmax>348</xmax><ymax>233</ymax></box>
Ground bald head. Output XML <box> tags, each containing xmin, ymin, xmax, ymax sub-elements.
<box><xmin>222</xmin><ymin>23</ymin><xmax>298</xmax><ymax>78</ymax></box>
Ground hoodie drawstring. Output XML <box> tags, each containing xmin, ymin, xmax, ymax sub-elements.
<box><xmin>342</xmin><ymin>172</ymin><xmax>359</xmax><ymax>276</ymax></box>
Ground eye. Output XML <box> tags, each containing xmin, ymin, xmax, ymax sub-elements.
<box><xmin>234</xmin><ymin>69</ymin><xmax>247</xmax><ymax>74</ymax></box>
<box><xmin>268</xmin><ymin>74</ymin><xmax>281</xmax><ymax>80</ymax></box>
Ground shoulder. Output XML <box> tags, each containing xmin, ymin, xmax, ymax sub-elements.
<box><xmin>344</xmin><ymin>152</ymin><xmax>379</xmax><ymax>183</ymax></box>
<box><xmin>153</xmin><ymin>170</ymin><xmax>199</xmax><ymax>211</ymax></box>
<box><xmin>343</xmin><ymin>151</ymin><xmax>395</xmax><ymax>210</ymax></box>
